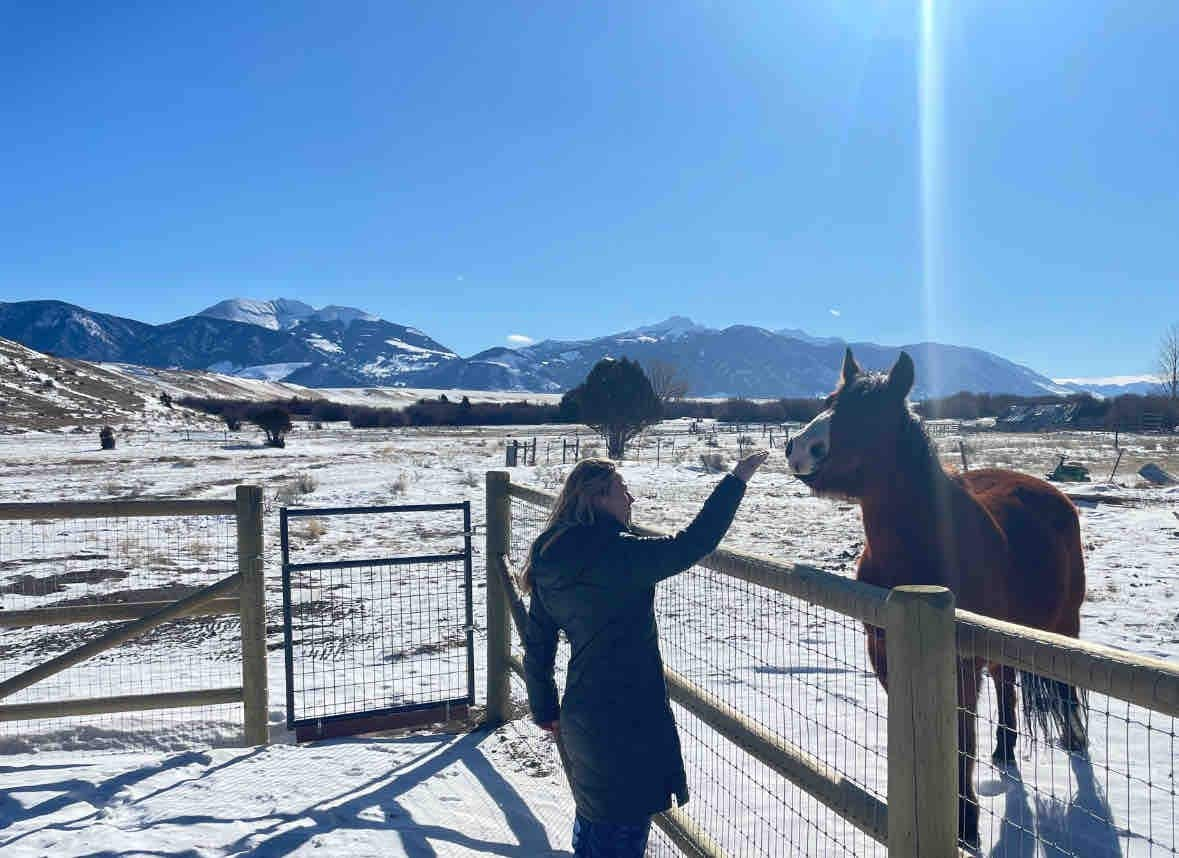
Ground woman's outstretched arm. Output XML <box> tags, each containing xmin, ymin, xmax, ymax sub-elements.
<box><xmin>603</xmin><ymin>450</ymin><xmax>769</xmax><ymax>589</ymax></box>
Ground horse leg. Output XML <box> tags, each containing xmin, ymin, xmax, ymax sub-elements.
<box><xmin>991</xmin><ymin>662</ymin><xmax>1018</xmax><ymax>765</ymax></box>
<box><xmin>865</xmin><ymin>624</ymin><xmax>888</xmax><ymax>690</ymax></box>
<box><xmin>957</xmin><ymin>660</ymin><xmax>981</xmax><ymax>848</ymax></box>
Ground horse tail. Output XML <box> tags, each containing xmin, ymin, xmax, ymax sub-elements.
<box><xmin>1019</xmin><ymin>671</ymin><xmax>1089</xmax><ymax>753</ymax></box>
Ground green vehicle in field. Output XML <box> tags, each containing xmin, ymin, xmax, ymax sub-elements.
<box><xmin>1046</xmin><ymin>455</ymin><xmax>1090</xmax><ymax>483</ymax></box>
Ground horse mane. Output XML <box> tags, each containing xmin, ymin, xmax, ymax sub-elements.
<box><xmin>841</xmin><ymin>371</ymin><xmax>941</xmax><ymax>483</ymax></box>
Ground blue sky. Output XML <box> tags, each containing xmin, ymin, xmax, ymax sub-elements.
<box><xmin>3</xmin><ymin>1</ymin><xmax>1177</xmax><ymax>378</ymax></box>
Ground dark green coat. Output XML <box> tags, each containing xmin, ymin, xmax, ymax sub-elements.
<box><xmin>523</xmin><ymin>474</ymin><xmax>746</xmax><ymax>824</ymax></box>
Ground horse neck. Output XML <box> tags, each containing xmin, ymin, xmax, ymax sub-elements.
<box><xmin>858</xmin><ymin>426</ymin><xmax>957</xmax><ymax>586</ymax></box>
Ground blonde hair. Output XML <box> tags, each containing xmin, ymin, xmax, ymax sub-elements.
<box><xmin>519</xmin><ymin>458</ymin><xmax>618</xmax><ymax>594</ymax></box>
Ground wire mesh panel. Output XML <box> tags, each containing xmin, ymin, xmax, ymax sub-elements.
<box><xmin>657</xmin><ymin>565</ymin><xmax>887</xmax><ymax>857</ymax></box>
<box><xmin>958</xmin><ymin>627</ymin><xmax>1179</xmax><ymax>857</ymax></box>
<box><xmin>504</xmin><ymin>491</ymin><xmax>888</xmax><ymax>857</ymax></box>
<box><xmin>282</xmin><ymin>503</ymin><xmax>474</xmax><ymax>741</ymax></box>
<box><xmin>0</xmin><ymin>512</ymin><xmax>244</xmax><ymax>754</ymax></box>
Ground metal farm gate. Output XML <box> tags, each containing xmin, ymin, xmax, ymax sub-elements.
<box><xmin>280</xmin><ymin>502</ymin><xmax>474</xmax><ymax>741</ymax></box>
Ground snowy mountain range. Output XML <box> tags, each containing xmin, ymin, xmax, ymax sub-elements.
<box><xmin>0</xmin><ymin>298</ymin><xmax>1144</xmax><ymax>399</ymax></box>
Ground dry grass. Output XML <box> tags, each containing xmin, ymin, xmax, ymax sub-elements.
<box><xmin>303</xmin><ymin>518</ymin><xmax>326</xmax><ymax>541</ymax></box>
<box><xmin>186</xmin><ymin>540</ymin><xmax>214</xmax><ymax>561</ymax></box>
<box><xmin>388</xmin><ymin>472</ymin><xmax>411</xmax><ymax>495</ymax></box>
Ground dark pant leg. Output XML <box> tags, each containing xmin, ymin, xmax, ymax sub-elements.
<box><xmin>572</xmin><ymin>814</ymin><xmax>652</xmax><ymax>857</ymax></box>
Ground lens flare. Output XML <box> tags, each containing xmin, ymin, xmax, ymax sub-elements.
<box><xmin>920</xmin><ymin>0</ymin><xmax>943</xmax><ymax>396</ymax></box>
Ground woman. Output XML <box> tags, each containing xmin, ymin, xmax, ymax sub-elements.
<box><xmin>522</xmin><ymin>450</ymin><xmax>769</xmax><ymax>857</ymax></box>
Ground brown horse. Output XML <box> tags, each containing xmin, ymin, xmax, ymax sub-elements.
<box><xmin>786</xmin><ymin>348</ymin><xmax>1087</xmax><ymax>847</ymax></box>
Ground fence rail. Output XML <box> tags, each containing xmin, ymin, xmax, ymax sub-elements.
<box><xmin>489</xmin><ymin>473</ymin><xmax>1179</xmax><ymax>857</ymax></box>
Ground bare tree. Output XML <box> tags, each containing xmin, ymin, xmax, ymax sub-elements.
<box><xmin>1159</xmin><ymin>322</ymin><xmax>1179</xmax><ymax>399</ymax></box>
<box><xmin>645</xmin><ymin>359</ymin><xmax>689</xmax><ymax>403</ymax></box>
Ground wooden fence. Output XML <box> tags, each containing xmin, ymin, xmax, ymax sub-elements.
<box><xmin>484</xmin><ymin>472</ymin><xmax>1179</xmax><ymax>857</ymax></box>
<box><xmin>0</xmin><ymin>486</ymin><xmax>269</xmax><ymax>746</ymax></box>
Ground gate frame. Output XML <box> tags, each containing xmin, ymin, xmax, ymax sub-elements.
<box><xmin>280</xmin><ymin>501</ymin><xmax>475</xmax><ymax>742</ymax></box>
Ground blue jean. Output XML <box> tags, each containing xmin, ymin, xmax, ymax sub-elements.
<box><xmin>571</xmin><ymin>814</ymin><xmax>651</xmax><ymax>857</ymax></box>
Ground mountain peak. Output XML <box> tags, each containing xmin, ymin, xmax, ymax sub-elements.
<box><xmin>625</xmin><ymin>315</ymin><xmax>710</xmax><ymax>340</ymax></box>
<box><xmin>198</xmin><ymin>298</ymin><xmax>380</xmax><ymax>331</ymax></box>
<box><xmin>776</xmin><ymin>327</ymin><xmax>844</xmax><ymax>347</ymax></box>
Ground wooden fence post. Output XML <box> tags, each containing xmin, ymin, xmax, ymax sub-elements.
<box><xmin>486</xmin><ymin>471</ymin><xmax>513</xmax><ymax>724</ymax></box>
<box><xmin>886</xmin><ymin>585</ymin><xmax>958</xmax><ymax>857</ymax></box>
<box><xmin>237</xmin><ymin>485</ymin><xmax>269</xmax><ymax>746</ymax></box>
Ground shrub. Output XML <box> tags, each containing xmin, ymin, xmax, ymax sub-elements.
<box><xmin>304</xmin><ymin>518</ymin><xmax>326</xmax><ymax>541</ymax></box>
<box><xmin>389</xmin><ymin>472</ymin><xmax>410</xmax><ymax>495</ymax></box>
<box><xmin>460</xmin><ymin>470</ymin><xmax>481</xmax><ymax>488</ymax></box>
<box><xmin>251</xmin><ymin>406</ymin><xmax>292</xmax><ymax>447</ymax></box>
<box><xmin>294</xmin><ymin>472</ymin><xmax>317</xmax><ymax>494</ymax></box>
<box><xmin>699</xmin><ymin>452</ymin><xmax>728</xmax><ymax>473</ymax></box>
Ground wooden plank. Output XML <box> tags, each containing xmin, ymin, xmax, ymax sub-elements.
<box><xmin>664</xmin><ymin>668</ymin><xmax>888</xmax><ymax>845</ymax></box>
<box><xmin>293</xmin><ymin>703</ymin><xmax>470</xmax><ymax>742</ymax></box>
<box><xmin>0</xmin><ymin>687</ymin><xmax>243</xmax><ymax>722</ymax></box>
<box><xmin>653</xmin><ymin>806</ymin><xmax>730</xmax><ymax>858</ymax></box>
<box><xmin>0</xmin><ymin>499</ymin><xmax>237</xmax><ymax>520</ymax></box>
<box><xmin>956</xmin><ymin>609</ymin><xmax>1179</xmax><ymax>718</ymax></box>
<box><xmin>886</xmin><ymin>586</ymin><xmax>958</xmax><ymax>858</ymax></box>
<box><xmin>0</xmin><ymin>570</ymin><xmax>242</xmax><ymax>702</ymax></box>
<box><xmin>0</xmin><ymin>598</ymin><xmax>240</xmax><ymax>628</ymax></box>
<box><xmin>237</xmin><ymin>485</ymin><xmax>269</xmax><ymax>746</ymax></box>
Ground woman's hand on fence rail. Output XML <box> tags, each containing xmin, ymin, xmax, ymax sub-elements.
<box><xmin>733</xmin><ymin>450</ymin><xmax>771</xmax><ymax>483</ymax></box>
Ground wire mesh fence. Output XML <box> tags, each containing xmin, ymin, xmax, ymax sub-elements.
<box><xmin>656</xmin><ymin>566</ymin><xmax>887</xmax><ymax>857</ymax></box>
<box><xmin>958</xmin><ymin>626</ymin><xmax>1179</xmax><ymax>857</ymax></box>
<box><xmin>0</xmin><ymin>511</ymin><xmax>244</xmax><ymax>753</ymax></box>
<box><xmin>504</xmin><ymin>489</ymin><xmax>888</xmax><ymax>856</ymax></box>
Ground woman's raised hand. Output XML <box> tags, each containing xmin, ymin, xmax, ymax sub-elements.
<box><xmin>733</xmin><ymin>450</ymin><xmax>770</xmax><ymax>483</ymax></box>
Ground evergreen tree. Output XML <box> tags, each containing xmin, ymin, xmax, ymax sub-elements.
<box><xmin>563</xmin><ymin>358</ymin><xmax>661</xmax><ymax>458</ymax></box>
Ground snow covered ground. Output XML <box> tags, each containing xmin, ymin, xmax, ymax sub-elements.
<box><xmin>1</xmin><ymin>422</ymin><xmax>1177</xmax><ymax>856</ymax></box>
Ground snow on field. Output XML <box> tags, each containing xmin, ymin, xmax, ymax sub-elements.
<box><xmin>2</xmin><ymin>423</ymin><xmax>1178</xmax><ymax>856</ymax></box>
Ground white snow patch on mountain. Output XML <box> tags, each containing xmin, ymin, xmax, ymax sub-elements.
<box><xmin>305</xmin><ymin>334</ymin><xmax>343</xmax><ymax>354</ymax></box>
<box><xmin>230</xmin><ymin>362</ymin><xmax>313</xmax><ymax>381</ymax></box>
<box><xmin>1055</xmin><ymin>374</ymin><xmax>1159</xmax><ymax>386</ymax></box>
<box><xmin>384</xmin><ymin>338</ymin><xmax>455</xmax><ymax>358</ymax></box>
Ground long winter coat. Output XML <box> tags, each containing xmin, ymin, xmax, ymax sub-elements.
<box><xmin>523</xmin><ymin>474</ymin><xmax>746</xmax><ymax>824</ymax></box>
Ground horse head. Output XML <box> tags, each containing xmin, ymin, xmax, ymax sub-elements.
<box><xmin>785</xmin><ymin>347</ymin><xmax>916</xmax><ymax>500</ymax></box>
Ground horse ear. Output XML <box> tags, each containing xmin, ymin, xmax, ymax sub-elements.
<box><xmin>840</xmin><ymin>348</ymin><xmax>862</xmax><ymax>386</ymax></box>
<box><xmin>888</xmin><ymin>352</ymin><xmax>915</xmax><ymax>398</ymax></box>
